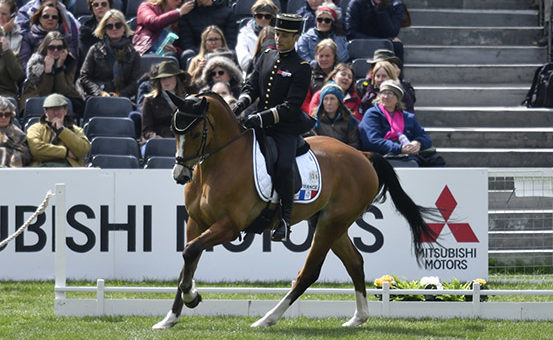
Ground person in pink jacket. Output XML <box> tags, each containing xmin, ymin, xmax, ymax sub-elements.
<box><xmin>132</xmin><ymin>0</ymin><xmax>194</xmax><ymax>61</ymax></box>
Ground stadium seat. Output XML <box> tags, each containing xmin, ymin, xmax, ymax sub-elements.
<box><xmin>125</xmin><ymin>0</ymin><xmax>144</xmax><ymax>19</ymax></box>
<box><xmin>144</xmin><ymin>156</ymin><xmax>175</xmax><ymax>169</ymax></box>
<box><xmin>347</xmin><ymin>39</ymin><xmax>394</xmax><ymax>60</ymax></box>
<box><xmin>24</xmin><ymin>117</ymin><xmax>40</xmax><ymax>132</ymax></box>
<box><xmin>84</xmin><ymin>117</ymin><xmax>136</xmax><ymax>139</ymax></box>
<box><xmin>143</xmin><ymin>137</ymin><xmax>176</xmax><ymax>163</ymax></box>
<box><xmin>82</xmin><ymin>96</ymin><xmax>133</xmax><ymax>124</ymax></box>
<box><xmin>89</xmin><ymin>154</ymin><xmax>140</xmax><ymax>168</ymax></box>
<box><xmin>352</xmin><ymin>58</ymin><xmax>370</xmax><ymax>79</ymax></box>
<box><xmin>139</xmin><ymin>54</ymin><xmax>179</xmax><ymax>78</ymax></box>
<box><xmin>22</xmin><ymin>96</ymin><xmax>74</xmax><ymax>126</ymax></box>
<box><xmin>88</xmin><ymin>136</ymin><xmax>140</xmax><ymax>159</ymax></box>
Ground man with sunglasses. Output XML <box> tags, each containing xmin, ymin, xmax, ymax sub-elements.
<box><xmin>233</xmin><ymin>14</ymin><xmax>314</xmax><ymax>242</ymax></box>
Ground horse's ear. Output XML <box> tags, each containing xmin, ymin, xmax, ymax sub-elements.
<box><xmin>165</xmin><ymin>90</ymin><xmax>186</xmax><ymax>108</ymax></box>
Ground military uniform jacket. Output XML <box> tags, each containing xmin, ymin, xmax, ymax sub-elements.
<box><xmin>241</xmin><ymin>48</ymin><xmax>314</xmax><ymax>135</ymax></box>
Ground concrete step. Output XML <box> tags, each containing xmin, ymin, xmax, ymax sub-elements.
<box><xmin>410</xmin><ymin>9</ymin><xmax>538</xmax><ymax>27</ymax></box>
<box><xmin>415</xmin><ymin>86</ymin><xmax>529</xmax><ymax>106</ymax></box>
<box><xmin>404</xmin><ymin>0</ymin><xmax>534</xmax><ymax>10</ymax></box>
<box><xmin>437</xmin><ymin>148</ymin><xmax>553</xmax><ymax>167</ymax></box>
<box><xmin>416</xmin><ymin>107</ymin><xmax>553</xmax><ymax>128</ymax></box>
<box><xmin>426</xmin><ymin>127</ymin><xmax>553</xmax><ymax>148</ymax></box>
<box><xmin>400</xmin><ymin>26</ymin><xmax>541</xmax><ymax>45</ymax></box>
<box><xmin>489</xmin><ymin>190</ymin><xmax>553</xmax><ymax>210</ymax></box>
<box><xmin>489</xmin><ymin>230</ymin><xmax>553</xmax><ymax>250</ymax></box>
<box><xmin>404</xmin><ymin>46</ymin><xmax>546</xmax><ymax>64</ymax></box>
<box><xmin>404</xmin><ymin>64</ymin><xmax>537</xmax><ymax>84</ymax></box>
<box><xmin>489</xmin><ymin>210</ymin><xmax>553</xmax><ymax>231</ymax></box>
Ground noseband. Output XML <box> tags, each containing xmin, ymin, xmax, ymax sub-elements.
<box><xmin>171</xmin><ymin>106</ymin><xmax>249</xmax><ymax>170</ymax></box>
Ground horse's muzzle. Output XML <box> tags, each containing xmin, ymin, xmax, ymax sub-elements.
<box><xmin>172</xmin><ymin>164</ymin><xmax>193</xmax><ymax>185</ymax></box>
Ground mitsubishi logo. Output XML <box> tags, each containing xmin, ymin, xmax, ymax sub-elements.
<box><xmin>422</xmin><ymin>186</ymin><xmax>479</xmax><ymax>243</ymax></box>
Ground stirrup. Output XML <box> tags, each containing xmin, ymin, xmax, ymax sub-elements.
<box><xmin>271</xmin><ymin>220</ymin><xmax>290</xmax><ymax>242</ymax></box>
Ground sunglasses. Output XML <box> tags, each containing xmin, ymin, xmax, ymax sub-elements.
<box><xmin>0</xmin><ymin>112</ymin><xmax>11</xmax><ymax>118</ymax></box>
<box><xmin>206</xmin><ymin>38</ymin><xmax>221</xmax><ymax>43</ymax></box>
<box><xmin>210</xmin><ymin>70</ymin><xmax>225</xmax><ymax>77</ymax></box>
<box><xmin>105</xmin><ymin>22</ymin><xmax>123</xmax><ymax>30</ymax></box>
<box><xmin>92</xmin><ymin>1</ymin><xmax>108</xmax><ymax>8</ymax></box>
<box><xmin>47</xmin><ymin>44</ymin><xmax>64</xmax><ymax>51</ymax></box>
<box><xmin>41</xmin><ymin>14</ymin><xmax>59</xmax><ymax>20</ymax></box>
<box><xmin>316</xmin><ymin>17</ymin><xmax>333</xmax><ymax>24</ymax></box>
<box><xmin>255</xmin><ymin>13</ymin><xmax>273</xmax><ymax>20</ymax></box>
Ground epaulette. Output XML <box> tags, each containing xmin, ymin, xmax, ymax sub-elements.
<box><xmin>300</xmin><ymin>61</ymin><xmax>309</xmax><ymax>65</ymax></box>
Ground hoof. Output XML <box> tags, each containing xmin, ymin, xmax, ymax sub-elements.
<box><xmin>251</xmin><ymin>316</ymin><xmax>276</xmax><ymax>328</ymax></box>
<box><xmin>184</xmin><ymin>293</ymin><xmax>202</xmax><ymax>308</ymax></box>
<box><xmin>152</xmin><ymin>311</ymin><xmax>179</xmax><ymax>330</ymax></box>
<box><xmin>342</xmin><ymin>314</ymin><xmax>368</xmax><ymax>327</ymax></box>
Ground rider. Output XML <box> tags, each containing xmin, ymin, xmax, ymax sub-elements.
<box><xmin>232</xmin><ymin>13</ymin><xmax>314</xmax><ymax>242</ymax></box>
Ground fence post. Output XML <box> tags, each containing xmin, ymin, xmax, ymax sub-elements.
<box><xmin>382</xmin><ymin>281</ymin><xmax>390</xmax><ymax>316</ymax></box>
<box><xmin>472</xmin><ymin>282</ymin><xmax>481</xmax><ymax>318</ymax></box>
<box><xmin>54</xmin><ymin>183</ymin><xmax>66</xmax><ymax>300</ymax></box>
<box><xmin>97</xmin><ymin>279</ymin><xmax>105</xmax><ymax>316</ymax></box>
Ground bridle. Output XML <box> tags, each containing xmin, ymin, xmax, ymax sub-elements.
<box><xmin>172</xmin><ymin>106</ymin><xmax>249</xmax><ymax>170</ymax></box>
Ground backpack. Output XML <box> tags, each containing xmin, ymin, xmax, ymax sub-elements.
<box><xmin>522</xmin><ymin>63</ymin><xmax>553</xmax><ymax>108</ymax></box>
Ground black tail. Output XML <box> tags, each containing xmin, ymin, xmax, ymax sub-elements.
<box><xmin>366</xmin><ymin>152</ymin><xmax>439</xmax><ymax>264</ymax></box>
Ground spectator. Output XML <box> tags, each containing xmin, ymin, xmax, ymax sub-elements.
<box><xmin>19</xmin><ymin>2</ymin><xmax>78</xmax><ymax>69</ymax></box>
<box><xmin>357</xmin><ymin>48</ymin><xmax>400</xmax><ymax>97</ymax></box>
<box><xmin>78</xmin><ymin>9</ymin><xmax>140</xmax><ymax>99</ymax></box>
<box><xmin>136</xmin><ymin>62</ymin><xmax>160</xmax><ymax>112</ymax></box>
<box><xmin>78</xmin><ymin>0</ymin><xmax>112</xmax><ymax>65</ymax></box>
<box><xmin>235</xmin><ymin>0</ymin><xmax>278</xmax><ymax>73</ymax></box>
<box><xmin>141</xmin><ymin>60</ymin><xmax>191</xmax><ymax>154</ymax></box>
<box><xmin>360</xmin><ymin>59</ymin><xmax>414</xmax><ymax>113</ymax></box>
<box><xmin>27</xmin><ymin>93</ymin><xmax>90</xmax><ymax>167</ymax></box>
<box><xmin>312</xmin><ymin>82</ymin><xmax>360</xmax><ymax>149</ymax></box>
<box><xmin>296</xmin><ymin>1</ymin><xmax>348</xmax><ymax>67</ymax></box>
<box><xmin>295</xmin><ymin>0</ymin><xmax>323</xmax><ymax>32</ymax></box>
<box><xmin>187</xmin><ymin>25</ymin><xmax>230</xmax><ymax>84</ymax></box>
<box><xmin>0</xmin><ymin>0</ymin><xmax>22</xmax><ymax>53</ymax></box>
<box><xmin>210</xmin><ymin>80</ymin><xmax>231</xmax><ymax>97</ymax></box>
<box><xmin>132</xmin><ymin>0</ymin><xmax>195</xmax><ymax>62</ymax></box>
<box><xmin>308</xmin><ymin>63</ymin><xmax>361</xmax><ymax>120</ymax></box>
<box><xmin>177</xmin><ymin>0</ymin><xmax>237</xmax><ymax>55</ymax></box>
<box><xmin>197</xmin><ymin>55</ymin><xmax>242</xmax><ymax>97</ymax></box>
<box><xmin>358</xmin><ymin>80</ymin><xmax>444</xmax><ymax>167</ymax></box>
<box><xmin>243</xmin><ymin>24</ymin><xmax>275</xmax><ymax>77</ymax></box>
<box><xmin>21</xmin><ymin>31</ymin><xmax>83</xmax><ymax>118</ymax></box>
<box><xmin>0</xmin><ymin>96</ymin><xmax>31</xmax><ymax>167</ymax></box>
<box><xmin>300</xmin><ymin>38</ymin><xmax>336</xmax><ymax>113</ymax></box>
<box><xmin>345</xmin><ymin>0</ymin><xmax>404</xmax><ymax>65</ymax></box>
<box><xmin>0</xmin><ymin>26</ymin><xmax>25</xmax><ymax>99</ymax></box>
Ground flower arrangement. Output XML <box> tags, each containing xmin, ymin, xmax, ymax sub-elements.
<box><xmin>372</xmin><ymin>275</ymin><xmax>489</xmax><ymax>302</ymax></box>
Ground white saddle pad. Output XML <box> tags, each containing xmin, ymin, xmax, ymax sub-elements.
<box><xmin>252</xmin><ymin>130</ymin><xmax>321</xmax><ymax>204</ymax></box>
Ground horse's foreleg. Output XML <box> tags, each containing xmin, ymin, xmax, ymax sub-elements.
<box><xmin>331</xmin><ymin>233</ymin><xmax>369</xmax><ymax>327</ymax></box>
<box><xmin>251</xmin><ymin>227</ymin><xmax>335</xmax><ymax>328</ymax></box>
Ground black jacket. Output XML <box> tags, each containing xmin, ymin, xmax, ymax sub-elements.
<box><xmin>241</xmin><ymin>48</ymin><xmax>314</xmax><ymax>135</ymax></box>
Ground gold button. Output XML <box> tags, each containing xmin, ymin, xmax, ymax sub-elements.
<box><xmin>268</xmin><ymin>83</ymin><xmax>272</xmax><ymax>86</ymax></box>
<box><xmin>269</xmin><ymin>77</ymin><xmax>273</xmax><ymax>80</ymax></box>
<box><xmin>264</xmin><ymin>106</ymin><xmax>268</xmax><ymax>109</ymax></box>
<box><xmin>265</xmin><ymin>101</ymin><xmax>269</xmax><ymax>104</ymax></box>
<box><xmin>273</xmin><ymin>65</ymin><xmax>278</xmax><ymax>69</ymax></box>
<box><xmin>271</xmin><ymin>71</ymin><xmax>275</xmax><ymax>75</ymax></box>
<box><xmin>276</xmin><ymin>60</ymin><xmax>280</xmax><ymax>63</ymax></box>
<box><xmin>267</xmin><ymin>89</ymin><xmax>271</xmax><ymax>92</ymax></box>
<box><xmin>266</xmin><ymin>94</ymin><xmax>270</xmax><ymax>98</ymax></box>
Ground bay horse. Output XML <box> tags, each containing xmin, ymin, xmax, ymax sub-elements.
<box><xmin>152</xmin><ymin>92</ymin><xmax>435</xmax><ymax>329</ymax></box>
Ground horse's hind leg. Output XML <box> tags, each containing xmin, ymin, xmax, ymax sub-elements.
<box><xmin>251</xmin><ymin>220</ymin><xmax>344</xmax><ymax>328</ymax></box>
<box><xmin>331</xmin><ymin>233</ymin><xmax>369</xmax><ymax>327</ymax></box>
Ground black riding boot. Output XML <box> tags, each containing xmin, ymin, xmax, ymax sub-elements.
<box><xmin>272</xmin><ymin>176</ymin><xmax>294</xmax><ymax>242</ymax></box>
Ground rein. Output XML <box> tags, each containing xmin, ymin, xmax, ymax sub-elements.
<box><xmin>174</xmin><ymin>109</ymin><xmax>250</xmax><ymax>168</ymax></box>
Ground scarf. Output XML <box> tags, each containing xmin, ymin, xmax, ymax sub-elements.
<box><xmin>105</xmin><ymin>37</ymin><xmax>132</xmax><ymax>92</ymax></box>
<box><xmin>379</xmin><ymin>103</ymin><xmax>404</xmax><ymax>141</ymax></box>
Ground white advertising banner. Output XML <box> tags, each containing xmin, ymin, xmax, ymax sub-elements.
<box><xmin>0</xmin><ymin>168</ymin><xmax>488</xmax><ymax>282</ymax></box>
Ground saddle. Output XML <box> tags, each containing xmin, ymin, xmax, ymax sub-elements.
<box><xmin>254</xmin><ymin>127</ymin><xmax>310</xmax><ymax>193</ymax></box>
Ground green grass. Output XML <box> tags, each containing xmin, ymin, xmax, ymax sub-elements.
<box><xmin>2</xmin><ymin>279</ymin><xmax>553</xmax><ymax>340</ymax></box>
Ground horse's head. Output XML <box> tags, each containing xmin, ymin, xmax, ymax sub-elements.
<box><xmin>168</xmin><ymin>91</ymin><xmax>211</xmax><ymax>185</ymax></box>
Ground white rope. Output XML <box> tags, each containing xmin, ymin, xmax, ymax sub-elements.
<box><xmin>0</xmin><ymin>190</ymin><xmax>54</xmax><ymax>249</ymax></box>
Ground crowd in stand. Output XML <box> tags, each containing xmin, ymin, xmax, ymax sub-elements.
<box><xmin>0</xmin><ymin>0</ymin><xmax>445</xmax><ymax>168</ymax></box>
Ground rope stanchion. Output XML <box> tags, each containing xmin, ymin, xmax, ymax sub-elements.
<box><xmin>0</xmin><ymin>190</ymin><xmax>54</xmax><ymax>248</ymax></box>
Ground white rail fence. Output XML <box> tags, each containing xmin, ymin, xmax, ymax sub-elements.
<box><xmin>49</xmin><ymin>183</ymin><xmax>553</xmax><ymax>321</ymax></box>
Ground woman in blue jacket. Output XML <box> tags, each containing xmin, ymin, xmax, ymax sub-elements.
<box><xmin>358</xmin><ymin>79</ymin><xmax>444</xmax><ymax>167</ymax></box>
<box><xmin>296</xmin><ymin>2</ymin><xmax>348</xmax><ymax>67</ymax></box>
